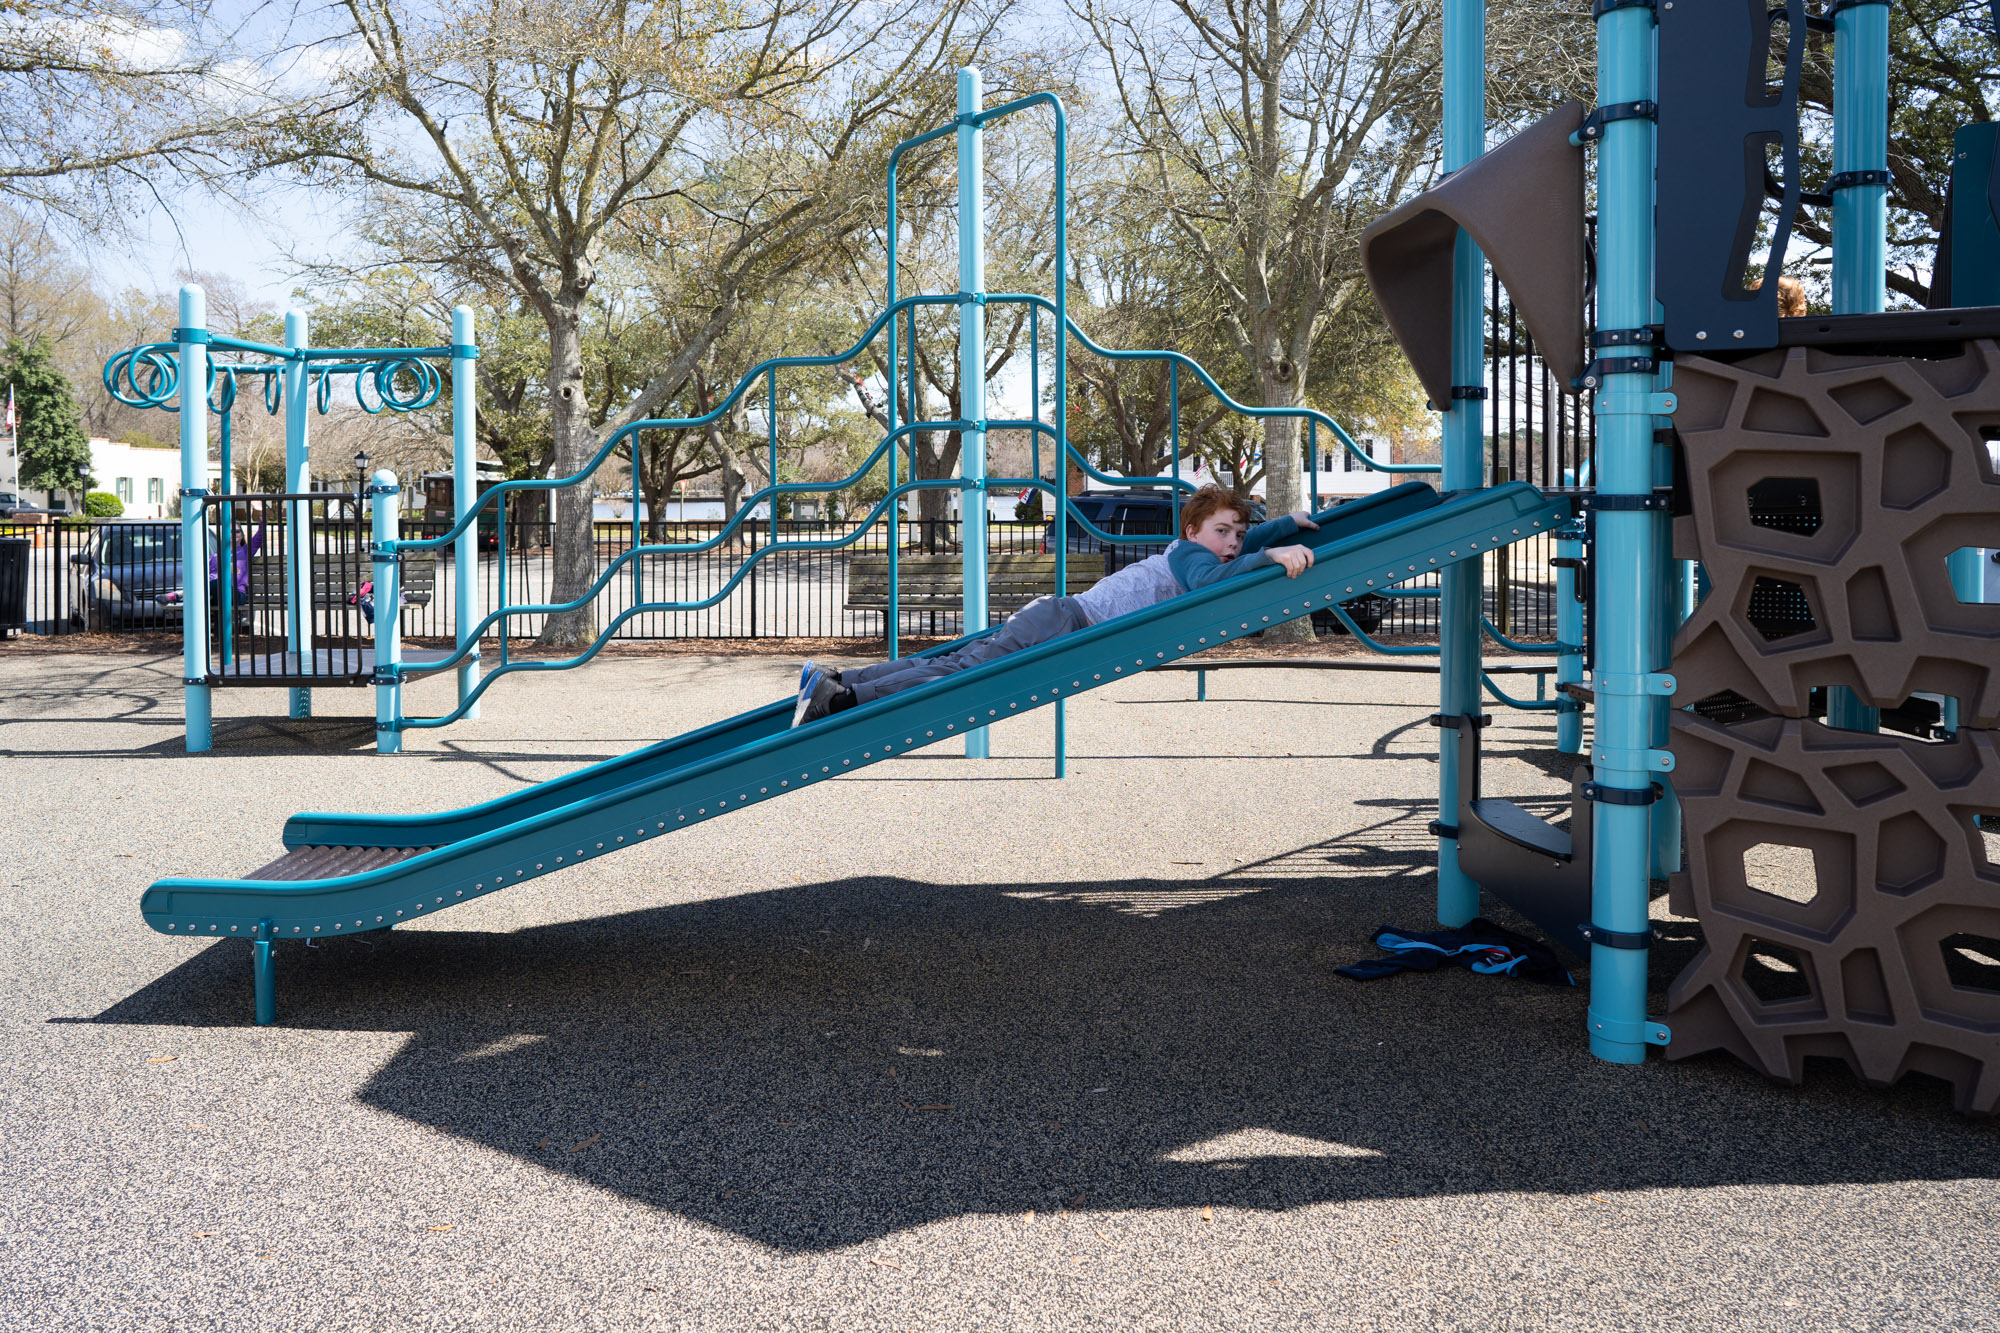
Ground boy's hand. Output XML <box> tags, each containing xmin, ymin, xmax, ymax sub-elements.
<box><xmin>1290</xmin><ymin>509</ymin><xmax>1320</xmax><ymax>530</ymax></box>
<box><xmin>1269</xmin><ymin>545</ymin><xmax>1314</xmax><ymax>578</ymax></box>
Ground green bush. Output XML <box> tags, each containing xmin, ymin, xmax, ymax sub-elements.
<box><xmin>84</xmin><ymin>491</ymin><xmax>123</xmax><ymax>518</ymax></box>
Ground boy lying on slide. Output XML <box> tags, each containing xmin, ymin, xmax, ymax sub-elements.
<box><xmin>793</xmin><ymin>485</ymin><xmax>1321</xmax><ymax>726</ymax></box>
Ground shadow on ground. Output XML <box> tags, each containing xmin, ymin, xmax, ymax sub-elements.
<box><xmin>83</xmin><ymin>805</ymin><xmax>2000</xmax><ymax>1253</ymax></box>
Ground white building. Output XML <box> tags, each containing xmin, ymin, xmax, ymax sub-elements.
<box><xmin>20</xmin><ymin>439</ymin><xmax>220</xmax><ymax>517</ymax></box>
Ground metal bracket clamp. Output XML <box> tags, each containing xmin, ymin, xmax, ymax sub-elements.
<box><xmin>369</xmin><ymin>547</ymin><xmax>400</xmax><ymax>564</ymax></box>
<box><xmin>1593</xmin><ymin>390</ymin><xmax>1677</xmax><ymax>415</ymax></box>
<box><xmin>1588</xmin><ymin>670</ymin><xmax>1676</xmax><ymax>696</ymax></box>
<box><xmin>1827</xmin><ymin>168</ymin><xmax>1890</xmax><ymax>192</ymax></box>
<box><xmin>1428</xmin><ymin>712</ymin><xmax>1493</xmax><ymax>730</ymax></box>
<box><xmin>1582</xmin><ymin>780</ymin><xmax>1663</xmax><ymax>806</ymax></box>
<box><xmin>1428</xmin><ymin>820</ymin><xmax>1460</xmax><ymax>840</ymax></box>
<box><xmin>371</xmin><ymin>666</ymin><xmax>406</xmax><ymax>685</ymax></box>
<box><xmin>1572</xmin><ymin>100</ymin><xmax>1658</xmax><ymax>145</ymax></box>
<box><xmin>183</xmin><ymin>676</ymin><xmax>207</xmax><ymax>686</ymax></box>
<box><xmin>447</xmin><ymin>344</ymin><xmax>482</xmax><ymax>359</ymax></box>
<box><xmin>178</xmin><ymin>487</ymin><xmax>208</xmax><ymax>499</ymax></box>
<box><xmin>172</xmin><ymin>327</ymin><xmax>214</xmax><ymax>345</ymax></box>
<box><xmin>1591</xmin><ymin>0</ymin><xmax>1654</xmax><ymax>15</ymax></box>
<box><xmin>1450</xmin><ymin>385</ymin><xmax>1488</xmax><ymax>400</ymax></box>
<box><xmin>1589</xmin><ymin>326</ymin><xmax>1658</xmax><ymax>349</ymax></box>
<box><xmin>1577</xmin><ymin>490</ymin><xmax>1674</xmax><ymax>514</ymax></box>
<box><xmin>1586</xmin><ymin>1007</ymin><xmax>1672</xmax><ymax>1047</ymax></box>
<box><xmin>367</xmin><ymin>482</ymin><xmax>400</xmax><ymax>496</ymax></box>
<box><xmin>1580</xmin><ymin>923</ymin><xmax>1656</xmax><ymax>949</ymax></box>
<box><xmin>1590</xmin><ymin>743</ymin><xmax>1675</xmax><ymax>773</ymax></box>
<box><xmin>1573</xmin><ymin>357</ymin><xmax>1657</xmax><ymax>390</ymax></box>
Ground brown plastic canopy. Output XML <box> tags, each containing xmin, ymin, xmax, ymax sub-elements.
<box><xmin>1361</xmin><ymin>102</ymin><xmax>1588</xmax><ymax>407</ymax></box>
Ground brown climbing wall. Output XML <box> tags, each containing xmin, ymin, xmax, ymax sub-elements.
<box><xmin>1669</xmin><ymin>340</ymin><xmax>2000</xmax><ymax>722</ymax></box>
<box><xmin>1665</xmin><ymin>711</ymin><xmax>2000</xmax><ymax>1114</ymax></box>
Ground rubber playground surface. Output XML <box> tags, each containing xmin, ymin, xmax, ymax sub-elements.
<box><xmin>4</xmin><ymin>646</ymin><xmax>1997</xmax><ymax>1332</ymax></box>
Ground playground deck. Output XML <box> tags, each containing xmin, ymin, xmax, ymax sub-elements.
<box><xmin>4</xmin><ymin>646</ymin><xmax>1997</xmax><ymax>1331</ymax></box>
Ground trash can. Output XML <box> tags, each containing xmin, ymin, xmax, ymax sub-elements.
<box><xmin>0</xmin><ymin>537</ymin><xmax>28</xmax><ymax>632</ymax></box>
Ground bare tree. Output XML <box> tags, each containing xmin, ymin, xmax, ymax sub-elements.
<box><xmin>0</xmin><ymin>1</ymin><xmax>271</xmax><ymax>229</ymax></box>
<box><xmin>1076</xmin><ymin>0</ymin><xmax>1585</xmax><ymax>636</ymax></box>
<box><xmin>265</xmin><ymin>0</ymin><xmax>999</xmax><ymax>647</ymax></box>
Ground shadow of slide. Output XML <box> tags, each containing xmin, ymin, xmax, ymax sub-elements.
<box><xmin>83</xmin><ymin>862</ymin><xmax>2000</xmax><ymax>1252</ymax></box>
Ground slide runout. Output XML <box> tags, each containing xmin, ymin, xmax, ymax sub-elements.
<box><xmin>143</xmin><ymin>483</ymin><xmax>1570</xmax><ymax>946</ymax></box>
<box><xmin>282</xmin><ymin>482</ymin><xmax>1447</xmax><ymax>852</ymax></box>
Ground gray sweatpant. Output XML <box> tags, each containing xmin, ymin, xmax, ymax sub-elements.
<box><xmin>845</xmin><ymin>595</ymin><xmax>1093</xmax><ymax>704</ymax></box>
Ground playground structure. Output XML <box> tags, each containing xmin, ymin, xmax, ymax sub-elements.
<box><xmin>130</xmin><ymin>2</ymin><xmax>2000</xmax><ymax>1112</ymax></box>
<box><xmin>104</xmin><ymin>305</ymin><xmax>488</xmax><ymax>742</ymax></box>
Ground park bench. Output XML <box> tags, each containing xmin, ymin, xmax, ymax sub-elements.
<box><xmin>845</xmin><ymin>552</ymin><xmax>1105</xmax><ymax>615</ymax></box>
<box><xmin>241</xmin><ymin>548</ymin><xmax>437</xmax><ymax>614</ymax></box>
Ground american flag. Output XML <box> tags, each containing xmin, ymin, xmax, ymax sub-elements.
<box><xmin>3</xmin><ymin>386</ymin><xmax>12</xmax><ymax>434</ymax></box>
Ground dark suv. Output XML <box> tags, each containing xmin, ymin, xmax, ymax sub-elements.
<box><xmin>1042</xmin><ymin>489</ymin><xmax>1388</xmax><ymax>634</ymax></box>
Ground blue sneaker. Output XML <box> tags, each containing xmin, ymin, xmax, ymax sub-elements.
<box><xmin>792</xmin><ymin>665</ymin><xmax>826</xmax><ymax>728</ymax></box>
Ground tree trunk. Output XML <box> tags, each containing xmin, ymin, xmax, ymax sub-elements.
<box><xmin>537</xmin><ymin>295</ymin><xmax>597</xmax><ymax>649</ymax></box>
<box><xmin>1258</xmin><ymin>360</ymin><xmax>1314</xmax><ymax>644</ymax></box>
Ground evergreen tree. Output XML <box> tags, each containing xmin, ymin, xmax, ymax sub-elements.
<box><xmin>4</xmin><ymin>337</ymin><xmax>90</xmax><ymax>493</ymax></box>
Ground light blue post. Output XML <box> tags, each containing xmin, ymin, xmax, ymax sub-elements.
<box><xmin>958</xmin><ymin>66</ymin><xmax>991</xmax><ymax>759</ymax></box>
<box><xmin>451</xmin><ymin>306</ymin><xmax>481</xmax><ymax>718</ymax></box>
<box><xmin>1825</xmin><ymin>0</ymin><xmax>1891</xmax><ymax>733</ymax></box>
<box><xmin>1586</xmin><ymin>0</ymin><xmax>1667</xmax><ymax>1063</ymax></box>
<box><xmin>283</xmin><ymin>310</ymin><xmax>313</xmax><ymax>719</ymax></box>
<box><xmin>371</xmin><ymin>469</ymin><xmax>402</xmax><ymax>755</ymax></box>
<box><xmin>178</xmin><ymin>286</ymin><xmax>212</xmax><ymax>753</ymax></box>
<box><xmin>1556</xmin><ymin>523</ymin><xmax>1584</xmax><ymax>754</ymax></box>
<box><xmin>1435</xmin><ymin>0</ymin><xmax>1486</xmax><ymax>927</ymax></box>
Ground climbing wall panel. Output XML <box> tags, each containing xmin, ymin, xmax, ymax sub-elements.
<box><xmin>1668</xmin><ymin>341</ymin><xmax>2000</xmax><ymax>724</ymax></box>
<box><xmin>1665</xmin><ymin>711</ymin><xmax>2000</xmax><ymax>1114</ymax></box>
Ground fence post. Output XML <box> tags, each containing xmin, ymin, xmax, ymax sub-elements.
<box><xmin>372</xmin><ymin>469</ymin><xmax>402</xmax><ymax>755</ymax></box>
<box><xmin>283</xmin><ymin>309</ymin><xmax>313</xmax><ymax>718</ymax></box>
<box><xmin>177</xmin><ymin>285</ymin><xmax>212</xmax><ymax>753</ymax></box>
<box><xmin>451</xmin><ymin>306</ymin><xmax>481</xmax><ymax>719</ymax></box>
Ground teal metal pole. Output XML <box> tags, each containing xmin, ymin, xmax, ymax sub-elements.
<box><xmin>1586</xmin><ymin>0</ymin><xmax>1667</xmax><ymax>1064</ymax></box>
<box><xmin>1556</xmin><ymin>522</ymin><xmax>1584</xmax><ymax>754</ymax></box>
<box><xmin>1435</xmin><ymin>0</ymin><xmax>1486</xmax><ymax>928</ymax></box>
<box><xmin>452</xmin><ymin>306</ymin><xmax>481</xmax><ymax>718</ymax></box>
<box><xmin>283</xmin><ymin>310</ymin><xmax>313</xmax><ymax>719</ymax></box>
<box><xmin>958</xmin><ymin>66</ymin><xmax>991</xmax><ymax>760</ymax></box>
<box><xmin>1825</xmin><ymin>0</ymin><xmax>1890</xmax><ymax>733</ymax></box>
<box><xmin>216</xmin><ymin>377</ymin><xmax>235</xmax><ymax>668</ymax></box>
<box><xmin>372</xmin><ymin>469</ymin><xmax>403</xmax><ymax>755</ymax></box>
<box><xmin>178</xmin><ymin>285</ymin><xmax>212</xmax><ymax>753</ymax></box>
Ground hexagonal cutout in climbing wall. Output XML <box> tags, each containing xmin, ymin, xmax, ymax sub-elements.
<box><xmin>1742</xmin><ymin>842</ymin><xmax>1819</xmax><ymax>904</ymax></box>
<box><xmin>1735</xmin><ymin>938</ymin><xmax>1820</xmax><ymax>1011</ymax></box>
<box><xmin>1945</xmin><ymin>546</ymin><xmax>1998</xmax><ymax>603</ymax></box>
<box><xmin>1746</xmin><ymin>476</ymin><xmax>1823</xmax><ymax>536</ymax></box>
<box><xmin>1745</xmin><ymin>574</ymin><xmax>1821</xmax><ymax>643</ymax></box>
<box><xmin>1941</xmin><ymin>933</ymin><xmax>2000</xmax><ymax>995</ymax></box>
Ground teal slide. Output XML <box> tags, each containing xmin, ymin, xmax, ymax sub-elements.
<box><xmin>140</xmin><ymin>481</ymin><xmax>1573</xmax><ymax>1022</ymax></box>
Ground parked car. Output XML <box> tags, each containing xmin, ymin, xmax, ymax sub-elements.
<box><xmin>0</xmin><ymin>491</ymin><xmax>51</xmax><ymax>519</ymax></box>
<box><xmin>1041</xmin><ymin>489</ymin><xmax>1389</xmax><ymax>634</ymax></box>
<box><xmin>67</xmin><ymin>522</ymin><xmax>189</xmax><ymax>630</ymax></box>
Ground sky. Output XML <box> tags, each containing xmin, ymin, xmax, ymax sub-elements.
<box><xmin>94</xmin><ymin>180</ymin><xmax>352</xmax><ymax>312</ymax></box>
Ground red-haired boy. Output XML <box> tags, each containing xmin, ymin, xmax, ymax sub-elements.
<box><xmin>793</xmin><ymin>485</ymin><xmax>1320</xmax><ymax>725</ymax></box>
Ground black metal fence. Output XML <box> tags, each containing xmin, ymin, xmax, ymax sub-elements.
<box><xmin>3</xmin><ymin>513</ymin><xmax>1565</xmax><ymax>647</ymax></box>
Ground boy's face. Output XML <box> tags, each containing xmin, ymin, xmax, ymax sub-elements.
<box><xmin>1184</xmin><ymin>509</ymin><xmax>1248</xmax><ymax>561</ymax></box>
